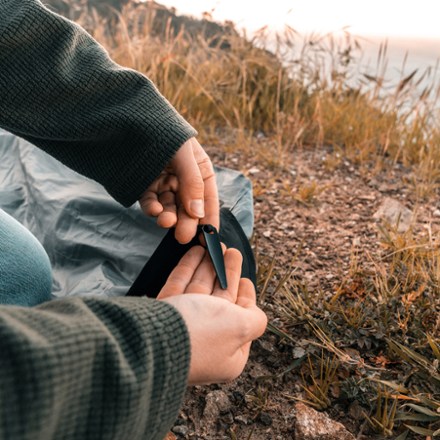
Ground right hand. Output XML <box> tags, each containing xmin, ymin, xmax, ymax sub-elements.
<box><xmin>159</xmin><ymin>246</ymin><xmax>267</xmax><ymax>385</ymax></box>
<box><xmin>139</xmin><ymin>137</ymin><xmax>219</xmax><ymax>244</ymax></box>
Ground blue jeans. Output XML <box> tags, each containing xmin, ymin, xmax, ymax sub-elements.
<box><xmin>0</xmin><ymin>209</ymin><xmax>52</xmax><ymax>306</ymax></box>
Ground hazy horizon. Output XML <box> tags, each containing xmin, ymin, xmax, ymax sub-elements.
<box><xmin>154</xmin><ymin>0</ymin><xmax>440</xmax><ymax>40</ymax></box>
<box><xmin>152</xmin><ymin>0</ymin><xmax>440</xmax><ymax>88</ymax></box>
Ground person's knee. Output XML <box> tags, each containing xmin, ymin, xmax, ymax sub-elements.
<box><xmin>0</xmin><ymin>210</ymin><xmax>52</xmax><ymax>306</ymax></box>
<box><xmin>28</xmin><ymin>243</ymin><xmax>53</xmax><ymax>305</ymax></box>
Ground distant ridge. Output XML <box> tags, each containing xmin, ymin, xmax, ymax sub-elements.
<box><xmin>45</xmin><ymin>0</ymin><xmax>239</xmax><ymax>48</ymax></box>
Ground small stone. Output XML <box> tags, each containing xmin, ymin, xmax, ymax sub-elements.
<box><xmin>258</xmin><ymin>411</ymin><xmax>272</xmax><ymax>426</ymax></box>
<box><xmin>293</xmin><ymin>346</ymin><xmax>306</xmax><ymax>358</ymax></box>
<box><xmin>359</xmin><ymin>194</ymin><xmax>376</xmax><ymax>201</ymax></box>
<box><xmin>221</xmin><ymin>411</ymin><xmax>234</xmax><ymax>425</ymax></box>
<box><xmin>348</xmin><ymin>400</ymin><xmax>363</xmax><ymax>420</ymax></box>
<box><xmin>295</xmin><ymin>402</ymin><xmax>355</xmax><ymax>440</ymax></box>
<box><xmin>373</xmin><ymin>197</ymin><xmax>413</xmax><ymax>232</ymax></box>
<box><xmin>171</xmin><ymin>425</ymin><xmax>188</xmax><ymax>437</ymax></box>
<box><xmin>203</xmin><ymin>390</ymin><xmax>231</xmax><ymax>420</ymax></box>
<box><xmin>248</xmin><ymin>167</ymin><xmax>261</xmax><ymax>175</ymax></box>
<box><xmin>352</xmin><ymin>237</ymin><xmax>361</xmax><ymax>246</ymax></box>
<box><xmin>234</xmin><ymin>415</ymin><xmax>248</xmax><ymax>425</ymax></box>
<box><xmin>434</xmin><ymin>209</ymin><xmax>440</xmax><ymax>217</ymax></box>
<box><xmin>263</xmin><ymin>230</ymin><xmax>271</xmax><ymax>238</ymax></box>
<box><xmin>232</xmin><ymin>391</ymin><xmax>245</xmax><ymax>405</ymax></box>
<box><xmin>255</xmin><ymin>338</ymin><xmax>274</xmax><ymax>354</ymax></box>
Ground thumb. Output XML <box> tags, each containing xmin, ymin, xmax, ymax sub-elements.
<box><xmin>171</xmin><ymin>140</ymin><xmax>205</xmax><ymax>219</ymax></box>
<box><xmin>236</xmin><ymin>279</ymin><xmax>268</xmax><ymax>341</ymax></box>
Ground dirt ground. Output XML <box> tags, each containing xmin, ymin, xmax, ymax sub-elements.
<box><xmin>168</xmin><ymin>139</ymin><xmax>438</xmax><ymax>440</ymax></box>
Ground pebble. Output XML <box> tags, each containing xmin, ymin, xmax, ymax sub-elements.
<box><xmin>248</xmin><ymin>167</ymin><xmax>261</xmax><ymax>175</ymax></box>
<box><xmin>234</xmin><ymin>415</ymin><xmax>248</xmax><ymax>425</ymax></box>
<box><xmin>221</xmin><ymin>412</ymin><xmax>234</xmax><ymax>425</ymax></box>
<box><xmin>203</xmin><ymin>390</ymin><xmax>232</xmax><ymax>419</ymax></box>
<box><xmin>255</xmin><ymin>338</ymin><xmax>274</xmax><ymax>353</ymax></box>
<box><xmin>295</xmin><ymin>402</ymin><xmax>355</xmax><ymax>440</ymax></box>
<box><xmin>232</xmin><ymin>390</ymin><xmax>245</xmax><ymax>405</ymax></box>
<box><xmin>258</xmin><ymin>411</ymin><xmax>273</xmax><ymax>426</ymax></box>
<box><xmin>373</xmin><ymin>197</ymin><xmax>413</xmax><ymax>232</ymax></box>
<box><xmin>293</xmin><ymin>346</ymin><xmax>306</xmax><ymax>358</ymax></box>
<box><xmin>172</xmin><ymin>425</ymin><xmax>189</xmax><ymax>437</ymax></box>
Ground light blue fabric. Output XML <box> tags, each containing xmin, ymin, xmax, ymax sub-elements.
<box><xmin>0</xmin><ymin>209</ymin><xmax>52</xmax><ymax>306</ymax></box>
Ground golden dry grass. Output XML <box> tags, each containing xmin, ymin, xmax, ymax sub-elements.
<box><xmin>79</xmin><ymin>4</ymin><xmax>440</xmax><ymax>196</ymax></box>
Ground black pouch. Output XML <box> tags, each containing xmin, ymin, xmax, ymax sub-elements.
<box><xmin>127</xmin><ymin>208</ymin><xmax>256</xmax><ymax>298</ymax></box>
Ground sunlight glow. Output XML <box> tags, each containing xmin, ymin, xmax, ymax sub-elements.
<box><xmin>153</xmin><ymin>0</ymin><xmax>440</xmax><ymax>39</ymax></box>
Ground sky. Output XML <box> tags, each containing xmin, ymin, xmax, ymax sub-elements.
<box><xmin>154</xmin><ymin>0</ymin><xmax>440</xmax><ymax>40</ymax></box>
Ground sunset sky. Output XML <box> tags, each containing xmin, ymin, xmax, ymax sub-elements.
<box><xmin>155</xmin><ymin>0</ymin><xmax>440</xmax><ymax>39</ymax></box>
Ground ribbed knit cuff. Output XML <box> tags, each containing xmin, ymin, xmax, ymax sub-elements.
<box><xmin>105</xmin><ymin>92</ymin><xmax>198</xmax><ymax>207</ymax></box>
<box><xmin>104</xmin><ymin>296</ymin><xmax>191</xmax><ymax>439</ymax></box>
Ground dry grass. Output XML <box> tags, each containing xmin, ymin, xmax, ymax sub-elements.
<box><xmin>77</xmin><ymin>3</ymin><xmax>440</xmax><ymax>189</ymax></box>
<box><xmin>273</xmin><ymin>222</ymin><xmax>440</xmax><ymax>437</ymax></box>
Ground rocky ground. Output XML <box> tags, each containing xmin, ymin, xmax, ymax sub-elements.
<box><xmin>166</xmin><ymin>138</ymin><xmax>439</xmax><ymax>440</ymax></box>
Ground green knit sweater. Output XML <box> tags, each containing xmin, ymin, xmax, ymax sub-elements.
<box><xmin>0</xmin><ymin>0</ymin><xmax>197</xmax><ymax>438</ymax></box>
<box><xmin>0</xmin><ymin>0</ymin><xmax>197</xmax><ymax>206</ymax></box>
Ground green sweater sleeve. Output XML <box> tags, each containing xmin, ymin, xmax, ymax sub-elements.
<box><xmin>0</xmin><ymin>296</ymin><xmax>190</xmax><ymax>440</ymax></box>
<box><xmin>0</xmin><ymin>0</ymin><xmax>197</xmax><ymax>206</ymax></box>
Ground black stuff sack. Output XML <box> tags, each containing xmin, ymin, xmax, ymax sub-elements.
<box><xmin>127</xmin><ymin>208</ymin><xmax>256</xmax><ymax>298</ymax></box>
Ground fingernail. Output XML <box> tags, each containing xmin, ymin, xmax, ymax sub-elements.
<box><xmin>190</xmin><ymin>199</ymin><xmax>205</xmax><ymax>217</ymax></box>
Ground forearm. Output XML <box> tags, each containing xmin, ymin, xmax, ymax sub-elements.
<box><xmin>0</xmin><ymin>0</ymin><xmax>196</xmax><ymax>206</ymax></box>
<box><xmin>0</xmin><ymin>296</ymin><xmax>190</xmax><ymax>440</ymax></box>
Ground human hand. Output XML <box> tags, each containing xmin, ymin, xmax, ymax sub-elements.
<box><xmin>139</xmin><ymin>137</ymin><xmax>219</xmax><ymax>244</ymax></box>
<box><xmin>157</xmin><ymin>245</ymin><xmax>243</xmax><ymax>301</ymax></box>
<box><xmin>158</xmin><ymin>245</ymin><xmax>267</xmax><ymax>385</ymax></box>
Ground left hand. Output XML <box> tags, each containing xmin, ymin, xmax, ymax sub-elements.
<box><xmin>157</xmin><ymin>245</ymin><xmax>267</xmax><ymax>385</ymax></box>
<box><xmin>139</xmin><ymin>137</ymin><xmax>219</xmax><ymax>244</ymax></box>
<box><xmin>157</xmin><ymin>244</ymin><xmax>243</xmax><ymax>301</ymax></box>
